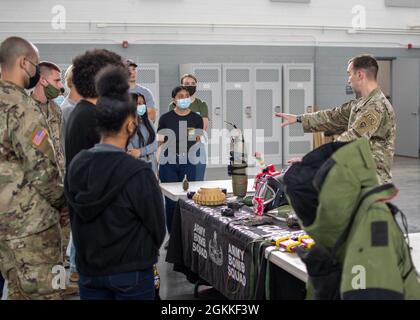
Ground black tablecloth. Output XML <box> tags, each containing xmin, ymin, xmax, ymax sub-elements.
<box><xmin>166</xmin><ymin>199</ymin><xmax>306</xmax><ymax>300</ymax></box>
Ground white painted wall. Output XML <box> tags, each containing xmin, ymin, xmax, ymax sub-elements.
<box><xmin>0</xmin><ymin>0</ymin><xmax>419</xmax><ymax>46</ymax></box>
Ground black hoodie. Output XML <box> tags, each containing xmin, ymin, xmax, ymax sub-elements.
<box><xmin>64</xmin><ymin>144</ymin><xmax>166</xmax><ymax>277</ymax></box>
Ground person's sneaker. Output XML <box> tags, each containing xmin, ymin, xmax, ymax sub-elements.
<box><xmin>164</xmin><ymin>239</ymin><xmax>170</xmax><ymax>250</ymax></box>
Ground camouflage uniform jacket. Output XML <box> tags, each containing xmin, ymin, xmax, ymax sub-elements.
<box><xmin>301</xmin><ymin>87</ymin><xmax>396</xmax><ymax>184</ymax></box>
<box><xmin>34</xmin><ymin>99</ymin><xmax>65</xmax><ymax>179</ymax></box>
<box><xmin>0</xmin><ymin>79</ymin><xmax>66</xmax><ymax>240</ymax></box>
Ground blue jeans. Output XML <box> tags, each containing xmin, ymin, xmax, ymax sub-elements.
<box><xmin>78</xmin><ymin>269</ymin><xmax>155</xmax><ymax>300</ymax></box>
<box><xmin>159</xmin><ymin>161</ymin><xmax>197</xmax><ymax>233</ymax></box>
<box><xmin>195</xmin><ymin>144</ymin><xmax>206</xmax><ymax>181</ymax></box>
<box><xmin>69</xmin><ymin>236</ymin><xmax>77</xmax><ymax>273</ymax></box>
<box><xmin>196</xmin><ymin>163</ymin><xmax>206</xmax><ymax>181</ymax></box>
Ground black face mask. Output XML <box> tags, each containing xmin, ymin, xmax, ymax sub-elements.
<box><xmin>186</xmin><ymin>85</ymin><xmax>196</xmax><ymax>96</ymax></box>
<box><xmin>24</xmin><ymin>60</ymin><xmax>40</xmax><ymax>90</ymax></box>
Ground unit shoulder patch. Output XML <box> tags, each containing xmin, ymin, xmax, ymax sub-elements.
<box><xmin>353</xmin><ymin>110</ymin><xmax>381</xmax><ymax>136</ymax></box>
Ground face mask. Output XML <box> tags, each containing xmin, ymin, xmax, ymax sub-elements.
<box><xmin>53</xmin><ymin>95</ymin><xmax>65</xmax><ymax>106</ymax></box>
<box><xmin>185</xmin><ymin>86</ymin><xmax>196</xmax><ymax>96</ymax></box>
<box><xmin>24</xmin><ymin>60</ymin><xmax>40</xmax><ymax>90</ymax></box>
<box><xmin>176</xmin><ymin>98</ymin><xmax>191</xmax><ymax>109</ymax></box>
<box><xmin>137</xmin><ymin>104</ymin><xmax>147</xmax><ymax>117</ymax></box>
<box><xmin>44</xmin><ymin>82</ymin><xmax>62</xmax><ymax>100</ymax></box>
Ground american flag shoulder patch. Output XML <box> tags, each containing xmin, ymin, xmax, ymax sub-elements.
<box><xmin>32</xmin><ymin>128</ymin><xmax>47</xmax><ymax>147</ymax></box>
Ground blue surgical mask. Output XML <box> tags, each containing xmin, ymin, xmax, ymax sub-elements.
<box><xmin>53</xmin><ymin>95</ymin><xmax>65</xmax><ymax>106</ymax></box>
<box><xmin>137</xmin><ymin>104</ymin><xmax>147</xmax><ymax>116</ymax></box>
<box><xmin>176</xmin><ymin>98</ymin><xmax>191</xmax><ymax>109</ymax></box>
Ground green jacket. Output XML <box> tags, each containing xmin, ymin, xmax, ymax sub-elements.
<box><xmin>286</xmin><ymin>138</ymin><xmax>420</xmax><ymax>299</ymax></box>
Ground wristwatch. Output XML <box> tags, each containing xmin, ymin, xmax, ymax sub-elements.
<box><xmin>296</xmin><ymin>115</ymin><xmax>302</xmax><ymax>123</ymax></box>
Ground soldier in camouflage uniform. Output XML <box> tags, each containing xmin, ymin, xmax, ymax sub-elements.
<box><xmin>276</xmin><ymin>54</ymin><xmax>396</xmax><ymax>184</ymax></box>
<box><xmin>31</xmin><ymin>61</ymin><xmax>66</xmax><ymax>178</ymax></box>
<box><xmin>0</xmin><ymin>37</ymin><xmax>66</xmax><ymax>299</ymax></box>
<box><xmin>31</xmin><ymin>62</ymin><xmax>71</xmax><ymax>265</ymax></box>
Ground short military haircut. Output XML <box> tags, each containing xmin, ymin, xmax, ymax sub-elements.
<box><xmin>348</xmin><ymin>54</ymin><xmax>379</xmax><ymax>80</ymax></box>
<box><xmin>180</xmin><ymin>73</ymin><xmax>197</xmax><ymax>84</ymax></box>
<box><xmin>39</xmin><ymin>61</ymin><xmax>61</xmax><ymax>76</ymax></box>
<box><xmin>0</xmin><ymin>36</ymin><xmax>37</xmax><ymax>70</ymax></box>
<box><xmin>72</xmin><ymin>49</ymin><xmax>124</xmax><ymax>99</ymax></box>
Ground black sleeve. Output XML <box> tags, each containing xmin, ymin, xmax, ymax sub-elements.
<box><xmin>65</xmin><ymin>107</ymin><xmax>100</xmax><ymax>168</ymax></box>
<box><xmin>86</xmin><ymin>108</ymin><xmax>100</xmax><ymax>148</ymax></box>
<box><xmin>127</xmin><ymin>168</ymin><xmax>166</xmax><ymax>248</ymax></box>
<box><xmin>157</xmin><ymin>113</ymin><xmax>166</xmax><ymax>133</ymax></box>
<box><xmin>85</xmin><ymin>128</ymin><xmax>100</xmax><ymax>150</ymax></box>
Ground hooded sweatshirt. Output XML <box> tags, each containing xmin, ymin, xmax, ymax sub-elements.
<box><xmin>64</xmin><ymin>143</ymin><xmax>166</xmax><ymax>277</ymax></box>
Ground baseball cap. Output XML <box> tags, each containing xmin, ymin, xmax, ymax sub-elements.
<box><xmin>126</xmin><ymin>59</ymin><xmax>138</xmax><ymax>68</ymax></box>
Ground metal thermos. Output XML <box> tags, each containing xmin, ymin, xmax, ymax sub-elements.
<box><xmin>226</xmin><ymin>122</ymin><xmax>248</xmax><ymax>198</ymax></box>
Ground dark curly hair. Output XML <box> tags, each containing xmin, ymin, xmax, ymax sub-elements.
<box><xmin>72</xmin><ymin>49</ymin><xmax>125</xmax><ymax>98</ymax></box>
<box><xmin>95</xmin><ymin>65</ymin><xmax>136</xmax><ymax>134</ymax></box>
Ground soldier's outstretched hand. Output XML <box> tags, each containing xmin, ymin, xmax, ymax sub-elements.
<box><xmin>275</xmin><ymin>113</ymin><xmax>297</xmax><ymax>127</ymax></box>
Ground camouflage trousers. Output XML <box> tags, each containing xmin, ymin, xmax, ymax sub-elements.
<box><xmin>61</xmin><ymin>223</ymin><xmax>71</xmax><ymax>263</ymax></box>
<box><xmin>0</xmin><ymin>223</ymin><xmax>64</xmax><ymax>300</ymax></box>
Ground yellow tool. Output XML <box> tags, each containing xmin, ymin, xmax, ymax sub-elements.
<box><xmin>274</xmin><ymin>236</ymin><xmax>290</xmax><ymax>247</ymax></box>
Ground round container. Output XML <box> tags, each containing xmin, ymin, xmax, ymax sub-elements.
<box><xmin>193</xmin><ymin>187</ymin><xmax>227</xmax><ymax>206</ymax></box>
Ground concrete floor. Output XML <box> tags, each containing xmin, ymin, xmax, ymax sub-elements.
<box><xmin>391</xmin><ymin>157</ymin><xmax>420</xmax><ymax>233</ymax></box>
<box><xmin>2</xmin><ymin>156</ymin><xmax>419</xmax><ymax>300</ymax></box>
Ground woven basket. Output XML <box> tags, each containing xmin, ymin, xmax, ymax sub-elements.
<box><xmin>192</xmin><ymin>187</ymin><xmax>226</xmax><ymax>206</ymax></box>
